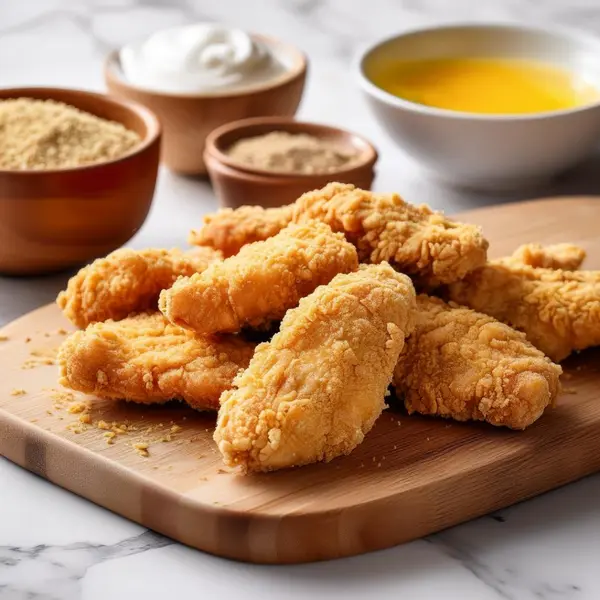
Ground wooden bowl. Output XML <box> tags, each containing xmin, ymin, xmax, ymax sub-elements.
<box><xmin>0</xmin><ymin>87</ymin><xmax>161</xmax><ymax>276</ymax></box>
<box><xmin>104</xmin><ymin>35</ymin><xmax>307</xmax><ymax>175</ymax></box>
<box><xmin>203</xmin><ymin>117</ymin><xmax>378</xmax><ymax>208</ymax></box>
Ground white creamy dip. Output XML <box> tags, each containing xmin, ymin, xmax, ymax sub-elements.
<box><xmin>119</xmin><ymin>23</ymin><xmax>286</xmax><ymax>94</ymax></box>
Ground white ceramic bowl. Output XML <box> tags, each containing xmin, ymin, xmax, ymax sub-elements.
<box><xmin>357</xmin><ymin>23</ymin><xmax>600</xmax><ymax>190</ymax></box>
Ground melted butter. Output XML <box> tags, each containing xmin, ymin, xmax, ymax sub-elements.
<box><xmin>370</xmin><ymin>58</ymin><xmax>600</xmax><ymax>114</ymax></box>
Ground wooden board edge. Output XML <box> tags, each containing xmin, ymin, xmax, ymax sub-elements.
<box><xmin>452</xmin><ymin>195</ymin><xmax>600</xmax><ymax>220</ymax></box>
<box><xmin>3</xmin><ymin>397</ymin><xmax>600</xmax><ymax>564</ymax></box>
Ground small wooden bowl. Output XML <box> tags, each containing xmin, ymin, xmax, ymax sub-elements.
<box><xmin>204</xmin><ymin>117</ymin><xmax>378</xmax><ymax>208</ymax></box>
<box><xmin>0</xmin><ymin>87</ymin><xmax>161</xmax><ymax>276</ymax></box>
<box><xmin>104</xmin><ymin>35</ymin><xmax>307</xmax><ymax>175</ymax></box>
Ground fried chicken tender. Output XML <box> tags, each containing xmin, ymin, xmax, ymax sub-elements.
<box><xmin>214</xmin><ymin>263</ymin><xmax>416</xmax><ymax>472</ymax></box>
<box><xmin>160</xmin><ymin>222</ymin><xmax>358</xmax><ymax>335</ymax></box>
<box><xmin>189</xmin><ymin>204</ymin><xmax>294</xmax><ymax>257</ymax></box>
<box><xmin>498</xmin><ymin>243</ymin><xmax>586</xmax><ymax>270</ymax></box>
<box><xmin>394</xmin><ymin>295</ymin><xmax>562</xmax><ymax>430</ymax></box>
<box><xmin>57</xmin><ymin>247</ymin><xmax>222</xmax><ymax>328</ymax></box>
<box><xmin>58</xmin><ymin>313</ymin><xmax>255</xmax><ymax>411</ymax></box>
<box><xmin>190</xmin><ymin>182</ymin><xmax>488</xmax><ymax>287</ymax></box>
<box><xmin>447</xmin><ymin>263</ymin><xmax>600</xmax><ymax>362</ymax></box>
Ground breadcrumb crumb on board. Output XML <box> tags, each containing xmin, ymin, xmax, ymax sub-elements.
<box><xmin>133</xmin><ymin>443</ymin><xmax>150</xmax><ymax>458</ymax></box>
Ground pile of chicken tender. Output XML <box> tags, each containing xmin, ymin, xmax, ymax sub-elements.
<box><xmin>56</xmin><ymin>182</ymin><xmax>600</xmax><ymax>473</ymax></box>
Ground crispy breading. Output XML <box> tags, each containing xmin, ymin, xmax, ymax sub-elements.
<box><xmin>189</xmin><ymin>204</ymin><xmax>294</xmax><ymax>257</ymax></box>
<box><xmin>447</xmin><ymin>263</ymin><xmax>600</xmax><ymax>362</ymax></box>
<box><xmin>58</xmin><ymin>313</ymin><xmax>255</xmax><ymax>411</ymax></box>
<box><xmin>189</xmin><ymin>183</ymin><xmax>487</xmax><ymax>288</ymax></box>
<box><xmin>497</xmin><ymin>243</ymin><xmax>586</xmax><ymax>270</ymax></box>
<box><xmin>161</xmin><ymin>222</ymin><xmax>358</xmax><ymax>335</ymax></box>
<box><xmin>292</xmin><ymin>184</ymin><xmax>488</xmax><ymax>287</ymax></box>
<box><xmin>57</xmin><ymin>247</ymin><xmax>222</xmax><ymax>328</ymax></box>
<box><xmin>394</xmin><ymin>295</ymin><xmax>562</xmax><ymax>430</ymax></box>
<box><xmin>214</xmin><ymin>263</ymin><xmax>416</xmax><ymax>472</ymax></box>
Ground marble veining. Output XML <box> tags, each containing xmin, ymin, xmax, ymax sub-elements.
<box><xmin>2</xmin><ymin>0</ymin><xmax>600</xmax><ymax>598</ymax></box>
<box><xmin>0</xmin><ymin>531</ymin><xmax>171</xmax><ymax>600</ymax></box>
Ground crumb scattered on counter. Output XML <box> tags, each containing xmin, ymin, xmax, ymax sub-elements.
<box><xmin>24</xmin><ymin>337</ymin><xmax>31</xmax><ymax>343</ymax></box>
<box><xmin>104</xmin><ymin>432</ymin><xmax>116</xmax><ymax>445</ymax></box>
<box><xmin>0</xmin><ymin>335</ymin><xmax>8</xmax><ymax>342</ymax></box>
<box><xmin>10</xmin><ymin>388</ymin><xmax>26</xmax><ymax>396</ymax></box>
<box><xmin>57</xmin><ymin>328</ymin><xmax>68</xmax><ymax>335</ymax></box>
<box><xmin>562</xmin><ymin>387</ymin><xmax>578</xmax><ymax>395</ymax></box>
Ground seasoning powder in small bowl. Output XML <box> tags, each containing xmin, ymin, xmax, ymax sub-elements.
<box><xmin>225</xmin><ymin>131</ymin><xmax>360</xmax><ymax>174</ymax></box>
<box><xmin>203</xmin><ymin>117</ymin><xmax>378</xmax><ymax>208</ymax></box>
<box><xmin>0</xmin><ymin>98</ymin><xmax>141</xmax><ymax>170</ymax></box>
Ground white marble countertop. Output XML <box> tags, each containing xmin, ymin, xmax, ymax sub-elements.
<box><xmin>2</xmin><ymin>1</ymin><xmax>600</xmax><ymax>599</ymax></box>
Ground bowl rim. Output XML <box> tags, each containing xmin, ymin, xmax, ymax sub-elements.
<box><xmin>204</xmin><ymin>116</ymin><xmax>378</xmax><ymax>179</ymax></box>
<box><xmin>356</xmin><ymin>21</ymin><xmax>600</xmax><ymax>121</ymax></box>
<box><xmin>104</xmin><ymin>33</ymin><xmax>308</xmax><ymax>99</ymax></box>
<box><xmin>0</xmin><ymin>86</ymin><xmax>161</xmax><ymax>175</ymax></box>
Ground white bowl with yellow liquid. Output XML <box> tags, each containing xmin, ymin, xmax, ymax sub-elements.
<box><xmin>357</xmin><ymin>24</ymin><xmax>600</xmax><ymax>190</ymax></box>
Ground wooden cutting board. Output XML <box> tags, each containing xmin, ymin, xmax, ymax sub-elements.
<box><xmin>1</xmin><ymin>197</ymin><xmax>600</xmax><ymax>565</ymax></box>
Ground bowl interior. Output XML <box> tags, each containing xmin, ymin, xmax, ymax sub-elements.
<box><xmin>0</xmin><ymin>87</ymin><xmax>157</xmax><ymax>142</ymax></box>
<box><xmin>208</xmin><ymin>118</ymin><xmax>377</xmax><ymax>177</ymax></box>
<box><xmin>361</xmin><ymin>25</ymin><xmax>600</xmax><ymax>93</ymax></box>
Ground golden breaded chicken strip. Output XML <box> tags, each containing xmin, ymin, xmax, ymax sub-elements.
<box><xmin>447</xmin><ymin>263</ymin><xmax>600</xmax><ymax>362</ymax></box>
<box><xmin>189</xmin><ymin>183</ymin><xmax>488</xmax><ymax>287</ymax></box>
<box><xmin>214</xmin><ymin>263</ymin><xmax>416</xmax><ymax>472</ymax></box>
<box><xmin>57</xmin><ymin>247</ymin><xmax>222</xmax><ymax>329</ymax></box>
<box><xmin>394</xmin><ymin>295</ymin><xmax>562</xmax><ymax>430</ymax></box>
<box><xmin>160</xmin><ymin>222</ymin><xmax>358</xmax><ymax>335</ymax></box>
<box><xmin>58</xmin><ymin>313</ymin><xmax>255</xmax><ymax>411</ymax></box>
<box><xmin>497</xmin><ymin>243</ymin><xmax>586</xmax><ymax>270</ymax></box>
<box><xmin>292</xmin><ymin>184</ymin><xmax>488</xmax><ymax>287</ymax></box>
<box><xmin>189</xmin><ymin>204</ymin><xmax>294</xmax><ymax>258</ymax></box>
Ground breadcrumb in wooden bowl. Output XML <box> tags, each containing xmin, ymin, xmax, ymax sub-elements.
<box><xmin>0</xmin><ymin>87</ymin><xmax>161</xmax><ymax>276</ymax></box>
